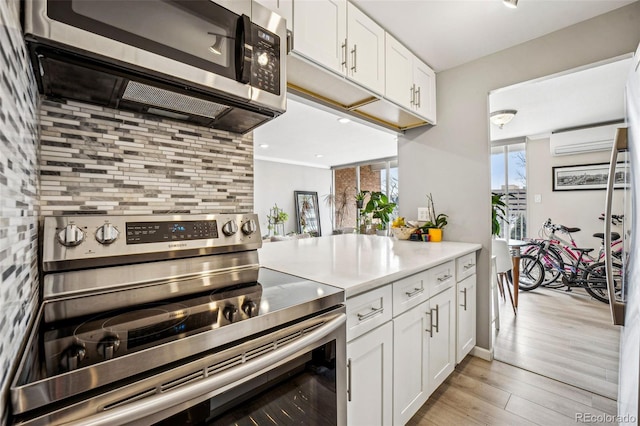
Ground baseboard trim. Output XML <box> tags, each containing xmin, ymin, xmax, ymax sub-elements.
<box><xmin>470</xmin><ymin>346</ymin><xmax>493</xmax><ymax>361</ymax></box>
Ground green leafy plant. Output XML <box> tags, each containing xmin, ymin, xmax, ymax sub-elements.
<box><xmin>491</xmin><ymin>192</ymin><xmax>507</xmax><ymax>236</ymax></box>
<box><xmin>420</xmin><ymin>193</ymin><xmax>448</xmax><ymax>230</ymax></box>
<box><xmin>363</xmin><ymin>191</ymin><xmax>397</xmax><ymax>230</ymax></box>
<box><xmin>267</xmin><ymin>204</ymin><xmax>288</xmax><ymax>235</ymax></box>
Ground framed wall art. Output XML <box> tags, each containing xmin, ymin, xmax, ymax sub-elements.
<box><xmin>552</xmin><ymin>162</ymin><xmax>628</xmax><ymax>191</ymax></box>
<box><xmin>294</xmin><ymin>191</ymin><xmax>321</xmax><ymax>236</ymax></box>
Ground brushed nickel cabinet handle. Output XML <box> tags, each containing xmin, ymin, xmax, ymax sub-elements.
<box><xmin>433</xmin><ymin>305</ymin><xmax>440</xmax><ymax>333</ymax></box>
<box><xmin>347</xmin><ymin>358</ymin><xmax>352</xmax><ymax>402</ymax></box>
<box><xmin>425</xmin><ymin>310</ymin><xmax>433</xmax><ymax>338</ymax></box>
<box><xmin>405</xmin><ymin>287</ymin><xmax>424</xmax><ymax>298</ymax></box>
<box><xmin>357</xmin><ymin>306</ymin><xmax>383</xmax><ymax>321</ymax></box>
<box><xmin>437</xmin><ymin>274</ymin><xmax>452</xmax><ymax>282</ymax></box>
<box><xmin>460</xmin><ymin>288</ymin><xmax>467</xmax><ymax>311</ymax></box>
<box><xmin>350</xmin><ymin>44</ymin><xmax>357</xmax><ymax>72</ymax></box>
<box><xmin>463</xmin><ymin>263</ymin><xmax>475</xmax><ymax>270</ymax></box>
<box><xmin>341</xmin><ymin>39</ymin><xmax>347</xmax><ymax>69</ymax></box>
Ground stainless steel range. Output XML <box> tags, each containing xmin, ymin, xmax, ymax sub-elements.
<box><xmin>9</xmin><ymin>214</ymin><xmax>346</xmax><ymax>425</ymax></box>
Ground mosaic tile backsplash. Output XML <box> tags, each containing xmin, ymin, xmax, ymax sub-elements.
<box><xmin>39</xmin><ymin>99</ymin><xmax>255</xmax><ymax>216</ymax></box>
<box><xmin>0</xmin><ymin>0</ymin><xmax>40</xmax><ymax>419</ymax></box>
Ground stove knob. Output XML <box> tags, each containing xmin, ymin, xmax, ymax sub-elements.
<box><xmin>98</xmin><ymin>335</ymin><xmax>121</xmax><ymax>360</ymax></box>
<box><xmin>242</xmin><ymin>300</ymin><xmax>257</xmax><ymax>317</ymax></box>
<box><xmin>241</xmin><ymin>220</ymin><xmax>257</xmax><ymax>236</ymax></box>
<box><xmin>95</xmin><ymin>223</ymin><xmax>119</xmax><ymax>245</ymax></box>
<box><xmin>223</xmin><ymin>305</ymin><xmax>238</xmax><ymax>322</ymax></box>
<box><xmin>222</xmin><ymin>220</ymin><xmax>238</xmax><ymax>236</ymax></box>
<box><xmin>61</xmin><ymin>344</ymin><xmax>86</xmax><ymax>371</ymax></box>
<box><xmin>57</xmin><ymin>224</ymin><xmax>85</xmax><ymax>247</ymax></box>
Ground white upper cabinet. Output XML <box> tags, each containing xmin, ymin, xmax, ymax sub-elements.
<box><xmin>293</xmin><ymin>0</ymin><xmax>347</xmax><ymax>74</ymax></box>
<box><xmin>413</xmin><ymin>59</ymin><xmax>436</xmax><ymax>123</ymax></box>
<box><xmin>385</xmin><ymin>32</ymin><xmax>437</xmax><ymax>123</ymax></box>
<box><xmin>253</xmin><ymin>0</ymin><xmax>293</xmax><ymax>30</ymax></box>
<box><xmin>346</xmin><ymin>3</ymin><xmax>385</xmax><ymax>95</ymax></box>
<box><xmin>384</xmin><ymin>34</ymin><xmax>413</xmax><ymax>109</ymax></box>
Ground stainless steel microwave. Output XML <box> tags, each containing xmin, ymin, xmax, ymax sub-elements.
<box><xmin>23</xmin><ymin>0</ymin><xmax>287</xmax><ymax>134</ymax></box>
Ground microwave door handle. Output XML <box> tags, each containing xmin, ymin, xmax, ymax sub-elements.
<box><xmin>235</xmin><ymin>14</ymin><xmax>252</xmax><ymax>84</ymax></box>
<box><xmin>604</xmin><ymin>126</ymin><xmax>627</xmax><ymax>326</ymax></box>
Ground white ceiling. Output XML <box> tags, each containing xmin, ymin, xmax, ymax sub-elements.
<box><xmin>255</xmin><ymin>0</ymin><xmax>637</xmax><ymax>168</ymax></box>
<box><xmin>489</xmin><ymin>55</ymin><xmax>632</xmax><ymax>141</ymax></box>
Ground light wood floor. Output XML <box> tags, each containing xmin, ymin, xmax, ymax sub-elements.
<box><xmin>408</xmin><ymin>356</ymin><xmax>618</xmax><ymax>425</ymax></box>
<box><xmin>408</xmin><ymin>284</ymin><xmax>620</xmax><ymax>425</ymax></box>
<box><xmin>493</xmin><ymin>285</ymin><xmax>620</xmax><ymax>400</ymax></box>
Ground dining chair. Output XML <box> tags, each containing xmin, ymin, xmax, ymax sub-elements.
<box><xmin>491</xmin><ymin>239</ymin><xmax>517</xmax><ymax>315</ymax></box>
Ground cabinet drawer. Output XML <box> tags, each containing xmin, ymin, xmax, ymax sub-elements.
<box><xmin>456</xmin><ymin>253</ymin><xmax>477</xmax><ymax>282</ymax></box>
<box><xmin>346</xmin><ymin>285</ymin><xmax>392</xmax><ymax>342</ymax></box>
<box><xmin>392</xmin><ymin>270</ymin><xmax>429</xmax><ymax>316</ymax></box>
<box><xmin>428</xmin><ymin>260</ymin><xmax>455</xmax><ymax>296</ymax></box>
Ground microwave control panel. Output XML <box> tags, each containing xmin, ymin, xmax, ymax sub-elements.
<box><xmin>251</xmin><ymin>24</ymin><xmax>280</xmax><ymax>95</ymax></box>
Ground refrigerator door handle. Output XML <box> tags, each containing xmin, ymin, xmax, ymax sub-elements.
<box><xmin>604</xmin><ymin>126</ymin><xmax>628</xmax><ymax>326</ymax></box>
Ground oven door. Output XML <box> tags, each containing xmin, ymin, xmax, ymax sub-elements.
<box><xmin>20</xmin><ymin>307</ymin><xmax>346</xmax><ymax>426</ymax></box>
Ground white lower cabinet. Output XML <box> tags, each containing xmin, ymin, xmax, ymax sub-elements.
<box><xmin>347</xmin><ymin>321</ymin><xmax>393</xmax><ymax>426</ymax></box>
<box><xmin>345</xmin><ymin>251</ymin><xmax>478</xmax><ymax>425</ymax></box>
<box><xmin>392</xmin><ymin>300</ymin><xmax>430</xmax><ymax>426</ymax></box>
<box><xmin>427</xmin><ymin>286</ymin><xmax>456</xmax><ymax>394</ymax></box>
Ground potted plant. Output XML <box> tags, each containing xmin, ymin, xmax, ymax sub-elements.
<box><xmin>266</xmin><ymin>204</ymin><xmax>288</xmax><ymax>236</ymax></box>
<box><xmin>491</xmin><ymin>192</ymin><xmax>507</xmax><ymax>237</ymax></box>
<box><xmin>323</xmin><ymin>187</ymin><xmax>351</xmax><ymax>234</ymax></box>
<box><xmin>355</xmin><ymin>189</ymin><xmax>369</xmax><ymax>209</ymax></box>
<box><xmin>419</xmin><ymin>193</ymin><xmax>448</xmax><ymax>242</ymax></box>
<box><xmin>364</xmin><ymin>191</ymin><xmax>397</xmax><ymax>236</ymax></box>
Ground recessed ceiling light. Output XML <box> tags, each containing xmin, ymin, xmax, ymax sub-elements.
<box><xmin>315</xmin><ymin>154</ymin><xmax>324</xmax><ymax>158</ymax></box>
<box><xmin>337</xmin><ymin>117</ymin><xmax>351</xmax><ymax>124</ymax></box>
<box><xmin>503</xmin><ymin>0</ymin><xmax>518</xmax><ymax>8</ymax></box>
<box><xmin>259</xmin><ymin>144</ymin><xmax>269</xmax><ymax>148</ymax></box>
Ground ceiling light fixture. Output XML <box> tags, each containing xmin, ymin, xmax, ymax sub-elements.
<box><xmin>259</xmin><ymin>143</ymin><xmax>269</xmax><ymax>148</ymax></box>
<box><xmin>337</xmin><ymin>117</ymin><xmax>351</xmax><ymax>124</ymax></box>
<box><xmin>503</xmin><ymin>0</ymin><xmax>518</xmax><ymax>8</ymax></box>
<box><xmin>490</xmin><ymin>109</ymin><xmax>518</xmax><ymax>129</ymax></box>
<box><xmin>315</xmin><ymin>154</ymin><xmax>324</xmax><ymax>158</ymax></box>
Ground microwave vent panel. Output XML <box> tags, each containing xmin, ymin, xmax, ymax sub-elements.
<box><xmin>123</xmin><ymin>81</ymin><xmax>230</xmax><ymax>119</ymax></box>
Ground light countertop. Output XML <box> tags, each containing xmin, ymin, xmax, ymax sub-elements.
<box><xmin>258</xmin><ymin>234</ymin><xmax>481</xmax><ymax>298</ymax></box>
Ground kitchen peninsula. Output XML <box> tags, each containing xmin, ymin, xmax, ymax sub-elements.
<box><xmin>259</xmin><ymin>234</ymin><xmax>481</xmax><ymax>425</ymax></box>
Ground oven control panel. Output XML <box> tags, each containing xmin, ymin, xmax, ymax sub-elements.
<box><xmin>43</xmin><ymin>214</ymin><xmax>262</xmax><ymax>272</ymax></box>
<box><xmin>44</xmin><ymin>283</ymin><xmax>263</xmax><ymax>374</ymax></box>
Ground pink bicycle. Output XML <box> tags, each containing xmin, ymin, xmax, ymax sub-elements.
<box><xmin>522</xmin><ymin>217</ymin><xmax>623</xmax><ymax>288</ymax></box>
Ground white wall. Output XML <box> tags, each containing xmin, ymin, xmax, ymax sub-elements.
<box><xmin>254</xmin><ymin>159</ymin><xmax>333</xmax><ymax>236</ymax></box>
<box><xmin>527</xmin><ymin>137</ymin><xmax>625</xmax><ymax>249</ymax></box>
<box><xmin>399</xmin><ymin>2</ymin><xmax>640</xmax><ymax>352</ymax></box>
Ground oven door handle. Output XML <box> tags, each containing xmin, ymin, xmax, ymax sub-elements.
<box><xmin>68</xmin><ymin>313</ymin><xmax>346</xmax><ymax>426</ymax></box>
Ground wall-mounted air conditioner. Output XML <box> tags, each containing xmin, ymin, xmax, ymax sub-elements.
<box><xmin>549</xmin><ymin>123</ymin><xmax>621</xmax><ymax>156</ymax></box>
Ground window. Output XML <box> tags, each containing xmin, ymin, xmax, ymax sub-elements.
<box><xmin>332</xmin><ymin>159</ymin><xmax>397</xmax><ymax>232</ymax></box>
<box><xmin>491</xmin><ymin>143</ymin><xmax>526</xmax><ymax>239</ymax></box>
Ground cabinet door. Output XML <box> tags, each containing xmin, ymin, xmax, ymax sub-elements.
<box><xmin>427</xmin><ymin>286</ymin><xmax>455</xmax><ymax>394</ymax></box>
<box><xmin>347</xmin><ymin>322</ymin><xmax>393</xmax><ymax>426</ymax></box>
<box><xmin>413</xmin><ymin>58</ymin><xmax>437</xmax><ymax>123</ymax></box>
<box><xmin>346</xmin><ymin>3</ymin><xmax>385</xmax><ymax>94</ymax></box>
<box><xmin>457</xmin><ymin>274</ymin><xmax>477</xmax><ymax>363</ymax></box>
<box><xmin>293</xmin><ymin>0</ymin><xmax>347</xmax><ymax>74</ymax></box>
<box><xmin>384</xmin><ymin>32</ymin><xmax>413</xmax><ymax>109</ymax></box>
<box><xmin>393</xmin><ymin>301</ymin><xmax>429</xmax><ymax>426</ymax></box>
<box><xmin>254</xmin><ymin>0</ymin><xmax>293</xmax><ymax>31</ymax></box>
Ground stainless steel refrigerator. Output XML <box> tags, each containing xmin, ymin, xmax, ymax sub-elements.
<box><xmin>605</xmin><ymin>42</ymin><xmax>640</xmax><ymax>424</ymax></box>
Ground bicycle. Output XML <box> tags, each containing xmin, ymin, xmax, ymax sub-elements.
<box><xmin>518</xmin><ymin>224</ymin><xmax>623</xmax><ymax>304</ymax></box>
<box><xmin>522</xmin><ymin>218</ymin><xmax>623</xmax><ymax>287</ymax></box>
